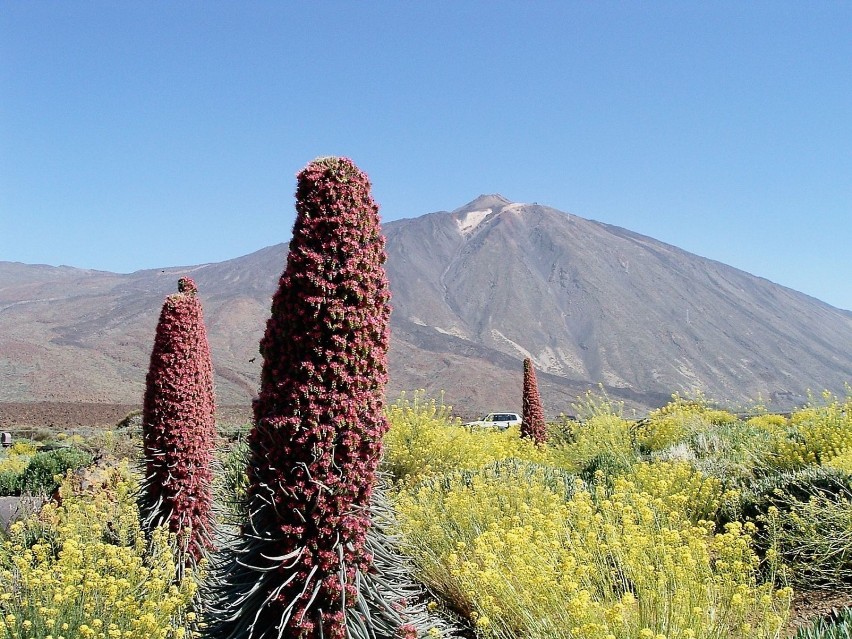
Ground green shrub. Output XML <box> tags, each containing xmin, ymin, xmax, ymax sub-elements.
<box><xmin>557</xmin><ymin>412</ymin><xmax>638</xmax><ymax>473</ymax></box>
<box><xmin>762</xmin><ymin>492</ymin><xmax>852</xmax><ymax>589</ymax></box>
<box><xmin>21</xmin><ymin>448</ymin><xmax>93</xmax><ymax>494</ymax></box>
<box><xmin>0</xmin><ymin>469</ymin><xmax>24</xmax><ymax>496</ymax></box>
<box><xmin>794</xmin><ymin>606</ymin><xmax>852</xmax><ymax>638</ymax></box>
<box><xmin>636</xmin><ymin>393</ymin><xmax>738</xmax><ymax>454</ymax></box>
<box><xmin>547</xmin><ymin>415</ymin><xmax>577</xmax><ymax>446</ymax></box>
<box><xmin>578</xmin><ymin>451</ymin><xmax>633</xmax><ymax>491</ymax></box>
<box><xmin>723</xmin><ymin>466</ymin><xmax>852</xmax><ymax>588</ymax></box>
<box><xmin>684</xmin><ymin>420</ymin><xmax>781</xmax><ymax>487</ymax></box>
<box><xmin>0</xmin><ymin>449</ymin><xmax>30</xmax><ymax>496</ymax></box>
<box><xmin>731</xmin><ymin>466</ymin><xmax>852</xmax><ymax>523</ymax></box>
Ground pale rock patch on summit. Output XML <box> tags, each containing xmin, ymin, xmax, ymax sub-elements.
<box><xmin>456</xmin><ymin>209</ymin><xmax>491</xmax><ymax>235</ymax></box>
<box><xmin>501</xmin><ymin>202</ymin><xmax>529</xmax><ymax>214</ymax></box>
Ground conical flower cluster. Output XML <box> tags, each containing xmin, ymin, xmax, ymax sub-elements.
<box><xmin>521</xmin><ymin>358</ymin><xmax>547</xmax><ymax>444</ymax></box>
<box><xmin>139</xmin><ymin>276</ymin><xmax>216</xmax><ymax>563</ymax></box>
<box><xmin>211</xmin><ymin>157</ymin><xmax>392</xmax><ymax>639</ymax></box>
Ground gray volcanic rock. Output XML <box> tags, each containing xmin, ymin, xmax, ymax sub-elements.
<box><xmin>1</xmin><ymin>196</ymin><xmax>851</xmax><ymax>417</ymax></box>
<box><xmin>386</xmin><ymin>196</ymin><xmax>852</xmax><ymax>413</ymax></box>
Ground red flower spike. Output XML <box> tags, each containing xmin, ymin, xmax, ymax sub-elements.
<box><xmin>212</xmin><ymin>157</ymin><xmax>392</xmax><ymax>639</ymax></box>
<box><xmin>139</xmin><ymin>276</ymin><xmax>216</xmax><ymax>564</ymax></box>
<box><xmin>521</xmin><ymin>358</ymin><xmax>548</xmax><ymax>444</ymax></box>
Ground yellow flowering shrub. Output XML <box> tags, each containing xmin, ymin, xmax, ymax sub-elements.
<box><xmin>0</xmin><ymin>444</ymin><xmax>37</xmax><ymax>496</ymax></box>
<box><xmin>772</xmin><ymin>391</ymin><xmax>852</xmax><ymax>469</ymax></box>
<box><xmin>555</xmin><ymin>413</ymin><xmax>637</xmax><ymax>473</ymax></box>
<box><xmin>627</xmin><ymin>461</ymin><xmax>734</xmax><ymax>524</ymax></box>
<box><xmin>0</xmin><ymin>463</ymin><xmax>199</xmax><ymax>639</ymax></box>
<box><xmin>0</xmin><ymin>441</ymin><xmax>40</xmax><ymax>476</ymax></box>
<box><xmin>637</xmin><ymin>394</ymin><xmax>737</xmax><ymax>453</ymax></box>
<box><xmin>825</xmin><ymin>449</ymin><xmax>852</xmax><ymax>474</ymax></box>
<box><xmin>745</xmin><ymin>414</ymin><xmax>788</xmax><ymax>431</ymax></box>
<box><xmin>8</xmin><ymin>442</ymin><xmax>41</xmax><ymax>457</ymax></box>
<box><xmin>383</xmin><ymin>392</ymin><xmax>550</xmax><ymax>483</ymax></box>
<box><xmin>395</xmin><ymin>463</ymin><xmax>790</xmax><ymax>639</ymax></box>
<box><xmin>0</xmin><ymin>456</ymin><xmax>28</xmax><ymax>476</ymax></box>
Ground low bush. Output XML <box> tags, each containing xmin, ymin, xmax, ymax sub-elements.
<box><xmin>394</xmin><ymin>460</ymin><xmax>791</xmax><ymax>638</ymax></box>
<box><xmin>383</xmin><ymin>392</ymin><xmax>550</xmax><ymax>483</ymax></box>
<box><xmin>684</xmin><ymin>420</ymin><xmax>781</xmax><ymax>487</ymax></box>
<box><xmin>730</xmin><ymin>466</ymin><xmax>852</xmax><ymax>524</ymax></box>
<box><xmin>0</xmin><ymin>463</ymin><xmax>199</xmax><ymax>638</ymax></box>
<box><xmin>636</xmin><ymin>393</ymin><xmax>738</xmax><ymax>454</ymax></box>
<box><xmin>547</xmin><ymin>415</ymin><xmax>577</xmax><ymax>446</ymax></box>
<box><xmin>723</xmin><ymin>466</ymin><xmax>852</xmax><ymax>588</ymax></box>
<box><xmin>21</xmin><ymin>447</ymin><xmax>93</xmax><ymax>494</ymax></box>
<box><xmin>0</xmin><ymin>457</ymin><xmax>28</xmax><ymax>497</ymax></box>
<box><xmin>761</xmin><ymin>493</ymin><xmax>852</xmax><ymax>589</ymax></box>
<box><xmin>628</xmin><ymin>460</ymin><xmax>733</xmax><ymax>524</ymax></box>
<box><xmin>772</xmin><ymin>391</ymin><xmax>852</xmax><ymax>470</ymax></box>
<box><xmin>0</xmin><ymin>440</ymin><xmax>41</xmax><ymax>496</ymax></box>
<box><xmin>556</xmin><ymin>412</ymin><xmax>637</xmax><ymax>473</ymax></box>
<box><xmin>0</xmin><ymin>468</ymin><xmax>24</xmax><ymax>496</ymax></box>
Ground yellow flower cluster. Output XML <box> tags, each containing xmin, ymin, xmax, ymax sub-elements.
<box><xmin>636</xmin><ymin>394</ymin><xmax>737</xmax><ymax>453</ymax></box>
<box><xmin>0</xmin><ymin>441</ymin><xmax>40</xmax><ymax>478</ymax></box>
<box><xmin>0</xmin><ymin>455</ymin><xmax>28</xmax><ymax>477</ymax></box>
<box><xmin>772</xmin><ymin>391</ymin><xmax>852</xmax><ymax>469</ymax></box>
<box><xmin>0</xmin><ymin>463</ymin><xmax>199</xmax><ymax>639</ymax></box>
<box><xmin>627</xmin><ymin>461</ymin><xmax>735</xmax><ymax>524</ymax></box>
<box><xmin>825</xmin><ymin>449</ymin><xmax>852</xmax><ymax>473</ymax></box>
<box><xmin>556</xmin><ymin>413</ymin><xmax>636</xmax><ymax>472</ymax></box>
<box><xmin>383</xmin><ymin>393</ymin><xmax>550</xmax><ymax>483</ymax></box>
<box><xmin>383</xmin><ymin>392</ymin><xmax>648</xmax><ymax>487</ymax></box>
<box><xmin>7</xmin><ymin>442</ymin><xmax>41</xmax><ymax>457</ymax></box>
<box><xmin>395</xmin><ymin>464</ymin><xmax>789</xmax><ymax>639</ymax></box>
<box><xmin>744</xmin><ymin>414</ymin><xmax>788</xmax><ymax>431</ymax></box>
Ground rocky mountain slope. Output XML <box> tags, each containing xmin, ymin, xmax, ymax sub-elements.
<box><xmin>2</xmin><ymin>195</ymin><xmax>851</xmax><ymax>417</ymax></box>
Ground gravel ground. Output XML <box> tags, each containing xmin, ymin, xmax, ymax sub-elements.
<box><xmin>0</xmin><ymin>402</ymin><xmax>252</xmax><ymax>432</ymax></box>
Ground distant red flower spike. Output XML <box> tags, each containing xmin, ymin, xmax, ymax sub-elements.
<box><xmin>139</xmin><ymin>277</ymin><xmax>216</xmax><ymax>564</ymax></box>
<box><xmin>522</xmin><ymin>358</ymin><xmax>548</xmax><ymax>444</ymax></box>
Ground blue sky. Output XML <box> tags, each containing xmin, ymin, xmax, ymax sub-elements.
<box><xmin>1</xmin><ymin>2</ymin><xmax>850</xmax><ymax>310</ymax></box>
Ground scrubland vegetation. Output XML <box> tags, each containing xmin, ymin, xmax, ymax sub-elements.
<box><xmin>1</xmin><ymin>388</ymin><xmax>851</xmax><ymax>638</ymax></box>
<box><xmin>2</xmin><ymin>157</ymin><xmax>851</xmax><ymax>638</ymax></box>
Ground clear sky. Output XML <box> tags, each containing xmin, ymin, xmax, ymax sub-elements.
<box><xmin>2</xmin><ymin>2</ymin><xmax>850</xmax><ymax>310</ymax></box>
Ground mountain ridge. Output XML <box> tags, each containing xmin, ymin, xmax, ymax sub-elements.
<box><xmin>2</xmin><ymin>196</ymin><xmax>850</xmax><ymax>417</ymax></box>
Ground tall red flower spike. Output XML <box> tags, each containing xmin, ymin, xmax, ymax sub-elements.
<box><xmin>139</xmin><ymin>276</ymin><xmax>216</xmax><ymax>564</ymax></box>
<box><xmin>521</xmin><ymin>358</ymin><xmax>548</xmax><ymax>444</ymax></box>
<box><xmin>210</xmin><ymin>157</ymin><xmax>392</xmax><ymax>639</ymax></box>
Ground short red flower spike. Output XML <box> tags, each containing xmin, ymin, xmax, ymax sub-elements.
<box><xmin>139</xmin><ymin>277</ymin><xmax>216</xmax><ymax>564</ymax></box>
<box><xmin>521</xmin><ymin>358</ymin><xmax>548</xmax><ymax>444</ymax></box>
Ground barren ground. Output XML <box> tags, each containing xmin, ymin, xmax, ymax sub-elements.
<box><xmin>0</xmin><ymin>402</ymin><xmax>252</xmax><ymax>432</ymax></box>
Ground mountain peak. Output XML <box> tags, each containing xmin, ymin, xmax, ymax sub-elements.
<box><xmin>452</xmin><ymin>194</ymin><xmax>513</xmax><ymax>213</ymax></box>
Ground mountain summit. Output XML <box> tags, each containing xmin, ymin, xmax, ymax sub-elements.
<box><xmin>2</xmin><ymin>197</ymin><xmax>850</xmax><ymax>416</ymax></box>
<box><xmin>385</xmin><ymin>198</ymin><xmax>852</xmax><ymax>413</ymax></box>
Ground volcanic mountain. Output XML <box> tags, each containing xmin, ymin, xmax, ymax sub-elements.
<box><xmin>2</xmin><ymin>195</ymin><xmax>851</xmax><ymax>418</ymax></box>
